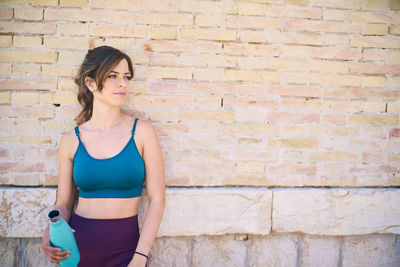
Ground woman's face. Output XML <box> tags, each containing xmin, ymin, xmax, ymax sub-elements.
<box><xmin>91</xmin><ymin>58</ymin><xmax>132</xmax><ymax>107</ymax></box>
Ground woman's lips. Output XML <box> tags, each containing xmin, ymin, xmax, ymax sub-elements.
<box><xmin>114</xmin><ymin>92</ymin><xmax>126</xmax><ymax>96</ymax></box>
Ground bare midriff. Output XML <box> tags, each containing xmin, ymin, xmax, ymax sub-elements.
<box><xmin>74</xmin><ymin>196</ymin><xmax>141</xmax><ymax>219</ymax></box>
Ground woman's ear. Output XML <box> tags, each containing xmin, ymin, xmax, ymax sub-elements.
<box><xmin>84</xmin><ymin>77</ymin><xmax>97</xmax><ymax>92</ymax></box>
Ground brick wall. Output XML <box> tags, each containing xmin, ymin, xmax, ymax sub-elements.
<box><xmin>1</xmin><ymin>0</ymin><xmax>400</xmax><ymax>266</ymax></box>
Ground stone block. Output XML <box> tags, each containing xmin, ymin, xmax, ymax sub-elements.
<box><xmin>140</xmin><ymin>188</ymin><xmax>272</xmax><ymax>236</ymax></box>
<box><xmin>342</xmin><ymin>234</ymin><xmax>400</xmax><ymax>267</ymax></box>
<box><xmin>273</xmin><ymin>188</ymin><xmax>400</xmax><ymax>235</ymax></box>
<box><xmin>0</xmin><ymin>188</ymin><xmax>56</xmax><ymax>237</ymax></box>
<box><xmin>192</xmin><ymin>235</ymin><xmax>247</xmax><ymax>267</ymax></box>
<box><xmin>148</xmin><ymin>237</ymin><xmax>191</xmax><ymax>267</ymax></box>
<box><xmin>301</xmin><ymin>235</ymin><xmax>341</xmax><ymax>267</ymax></box>
<box><xmin>249</xmin><ymin>234</ymin><xmax>298</xmax><ymax>267</ymax></box>
<box><xmin>0</xmin><ymin>238</ymin><xmax>19</xmax><ymax>267</ymax></box>
<box><xmin>23</xmin><ymin>238</ymin><xmax>53</xmax><ymax>267</ymax></box>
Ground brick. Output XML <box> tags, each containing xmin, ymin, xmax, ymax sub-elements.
<box><xmin>267</xmin><ymin>59</ymin><xmax>305</xmax><ymax>71</ymax></box>
<box><xmin>133</xmin><ymin>95</ymin><xmax>192</xmax><ymax>108</ymax></box>
<box><xmin>349</xmin><ymin>114</ymin><xmax>398</xmax><ymax>125</ymax></box>
<box><xmin>350</xmin><ymin>88</ymin><xmax>398</xmax><ymax>100</ymax></box>
<box><xmin>237</xmin><ymin>57</ymin><xmax>267</xmax><ymax>69</ymax></box>
<box><xmin>0</xmin><ymin>36</ymin><xmax>12</xmax><ymax>47</ymax></box>
<box><xmin>43</xmin><ymin>37</ymin><xmax>89</xmax><ymax>49</ymax></box>
<box><xmin>89</xmin><ymin>0</ymin><xmax>148</xmax><ymax>11</ymax></box>
<box><xmin>60</xmin><ymin>0</ymin><xmax>87</xmax><ymax>8</ymax></box>
<box><xmin>0</xmin><ymin>64</ymin><xmax>12</xmax><ymax>75</ymax></box>
<box><xmin>180</xmin><ymin>110</ymin><xmax>234</xmax><ymax>121</ymax></box>
<box><xmin>0</xmin><ymin>8</ymin><xmax>13</xmax><ymax>20</ymax></box>
<box><xmin>181</xmin><ymin>29</ymin><xmax>236</xmax><ymax>41</ymax></box>
<box><xmin>350</xmin><ymin>12</ymin><xmax>400</xmax><ymax>24</ymax></box>
<box><xmin>58</xmin><ymin>23</ymin><xmax>87</xmax><ymax>36</ymax></box>
<box><xmin>0</xmin><ymin>79</ymin><xmax>55</xmax><ymax>90</ymax></box>
<box><xmin>195</xmin><ymin>15</ymin><xmax>223</xmax><ymax>27</ymax></box>
<box><xmin>135</xmin><ymin>40</ymin><xmax>193</xmax><ymax>53</ymax></box>
<box><xmin>101</xmin><ymin>39</ymin><xmax>134</xmax><ymax>51</ymax></box>
<box><xmin>285</xmin><ymin>19</ymin><xmax>362</xmax><ymax>33</ymax></box>
<box><xmin>285</xmin><ymin>0</ymin><xmax>308</xmax><ymax>6</ymax></box>
<box><xmin>223</xmin><ymin>43</ymin><xmax>281</xmax><ymax>56</ymax></box>
<box><xmin>150</xmin><ymin>27</ymin><xmax>177</xmax><ymax>40</ymax></box>
<box><xmin>58</xmin><ymin>51</ymin><xmax>85</xmax><ymax>64</ymax></box>
<box><xmin>180</xmin><ymin>82</ymin><xmax>236</xmax><ymax>96</ymax></box>
<box><xmin>12</xmin><ymin>92</ymin><xmax>40</xmax><ymax>105</ymax></box>
<box><xmin>57</xmin><ymin>78</ymin><xmax>77</xmax><ymax>91</ymax></box>
<box><xmin>269</xmin><ymin>86</ymin><xmax>320</xmax><ymax>98</ymax></box>
<box><xmin>135</xmin><ymin>67</ymin><xmax>192</xmax><ymax>80</ymax></box>
<box><xmin>267</xmin><ymin>6</ymin><xmax>321</xmax><ymax>19</ymax></box>
<box><xmin>0</xmin><ymin>22</ymin><xmax>56</xmax><ymax>34</ymax></box>
<box><xmin>237</xmin><ymin>162</ymin><xmax>264</xmax><ymax>174</ymax></box>
<box><xmin>362</xmin><ymin>49</ymin><xmax>384</xmax><ymax>61</ymax></box>
<box><xmin>14</xmin><ymin>8</ymin><xmax>43</xmax><ymax>20</ymax></box>
<box><xmin>386</xmin><ymin>51</ymin><xmax>400</xmax><ymax>64</ymax></box>
<box><xmin>4</xmin><ymin>0</ymin><xmax>57</xmax><ymax>6</ymax></box>
<box><xmin>269</xmin><ymin>138</ymin><xmax>318</xmax><ymax>148</ymax></box>
<box><xmin>135</xmin><ymin>13</ymin><xmax>192</xmax><ymax>25</ymax></box>
<box><xmin>41</xmin><ymin>65</ymin><xmax>75</xmax><ymax>77</ymax></box>
<box><xmin>324</xmin><ymin>33</ymin><xmax>348</xmax><ymax>46</ymax></box>
<box><xmin>323</xmin><ymin>9</ymin><xmax>348</xmax><ymax>21</ymax></box>
<box><xmin>351</xmin><ymin>36</ymin><xmax>400</xmax><ymax>49</ymax></box>
<box><xmin>307</xmin><ymin>60</ymin><xmax>349</xmax><ymax>73</ymax></box>
<box><xmin>13</xmin><ymin>120</ymin><xmax>40</xmax><ymax>132</ymax></box>
<box><xmin>350</xmin><ymin>63</ymin><xmax>400</xmax><ymax>75</ymax></box>
<box><xmin>280</xmin><ymin>72</ymin><xmax>308</xmax><ymax>84</ymax></box>
<box><xmin>310</xmin><ymin>73</ymin><xmax>362</xmax><ymax>86</ymax></box>
<box><xmin>0</xmin><ymin>50</ymin><xmax>56</xmax><ymax>64</ymax></box>
<box><xmin>311</xmin><ymin>47</ymin><xmax>362</xmax><ymax>60</ymax></box>
<box><xmin>225</xmin><ymin>70</ymin><xmax>279</xmax><ymax>82</ymax></box>
<box><xmin>363</xmin><ymin>24</ymin><xmax>388</xmax><ymax>36</ymax></box>
<box><xmin>237</xmin><ymin>2</ymin><xmax>266</xmax><ymax>15</ymax></box>
<box><xmin>0</xmin><ymin>91</ymin><xmax>11</xmax><ymax>104</ymax></box>
<box><xmin>194</xmin><ymin>42</ymin><xmax>223</xmax><ymax>54</ymax></box>
<box><xmin>310</xmin><ymin>151</ymin><xmax>358</xmax><ymax>162</ymax></box>
<box><xmin>179</xmin><ymin>1</ymin><xmax>236</xmax><ymax>15</ymax></box>
<box><xmin>150</xmin><ymin>54</ymin><xmax>178</xmax><ymax>66</ymax></box>
<box><xmin>389</xmin><ymin>25</ymin><xmax>400</xmax><ymax>35</ymax></box>
<box><xmin>42</xmin><ymin>93</ymin><xmax>77</xmax><ymax>105</ymax></box>
<box><xmin>281</xmin><ymin>46</ymin><xmax>309</xmax><ymax>58</ymax></box>
<box><xmin>13</xmin><ymin>36</ymin><xmax>42</xmax><ymax>48</ymax></box>
<box><xmin>311</xmin><ymin>0</ymin><xmax>362</xmax><ymax>9</ymax></box>
<box><xmin>194</xmin><ymin>68</ymin><xmax>224</xmax><ymax>81</ymax></box>
<box><xmin>226</xmin><ymin>16</ymin><xmax>280</xmax><ymax>29</ymax></box>
<box><xmin>44</xmin><ymin>9</ymin><xmax>134</xmax><ymax>24</ymax></box>
<box><xmin>13</xmin><ymin>64</ymin><xmax>41</xmax><ymax>75</ymax></box>
<box><xmin>391</xmin><ymin>0</ymin><xmax>400</xmax><ymax>11</ymax></box>
<box><xmin>364</xmin><ymin>0</ymin><xmax>389</xmax><ymax>11</ymax></box>
<box><xmin>240</xmin><ymin>30</ymin><xmax>267</xmax><ymax>43</ymax></box>
<box><xmin>90</xmin><ymin>25</ymin><xmax>147</xmax><ymax>38</ymax></box>
<box><xmin>267</xmin><ymin>30</ymin><xmax>323</xmax><ymax>45</ymax></box>
<box><xmin>364</xmin><ymin>76</ymin><xmax>386</xmax><ymax>87</ymax></box>
<box><xmin>388</xmin><ymin>77</ymin><xmax>400</xmax><ymax>88</ymax></box>
<box><xmin>268</xmin><ymin>112</ymin><xmax>319</xmax><ymax>124</ymax></box>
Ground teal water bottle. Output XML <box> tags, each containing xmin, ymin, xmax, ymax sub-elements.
<box><xmin>48</xmin><ymin>209</ymin><xmax>80</xmax><ymax>267</ymax></box>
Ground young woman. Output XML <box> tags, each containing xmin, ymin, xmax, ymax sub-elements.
<box><xmin>41</xmin><ymin>46</ymin><xmax>166</xmax><ymax>267</ymax></box>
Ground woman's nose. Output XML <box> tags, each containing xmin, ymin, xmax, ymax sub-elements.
<box><xmin>117</xmin><ymin>77</ymin><xmax>127</xmax><ymax>87</ymax></box>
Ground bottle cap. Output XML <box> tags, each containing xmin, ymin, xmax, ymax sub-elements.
<box><xmin>48</xmin><ymin>209</ymin><xmax>62</xmax><ymax>223</ymax></box>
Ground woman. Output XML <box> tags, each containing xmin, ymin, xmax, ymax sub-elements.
<box><xmin>41</xmin><ymin>45</ymin><xmax>166</xmax><ymax>267</ymax></box>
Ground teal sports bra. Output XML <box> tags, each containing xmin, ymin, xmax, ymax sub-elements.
<box><xmin>72</xmin><ymin>118</ymin><xmax>145</xmax><ymax>198</ymax></box>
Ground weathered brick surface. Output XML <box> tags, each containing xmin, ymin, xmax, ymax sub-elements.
<box><xmin>1</xmin><ymin>0</ymin><xmax>400</xmax><ymax>265</ymax></box>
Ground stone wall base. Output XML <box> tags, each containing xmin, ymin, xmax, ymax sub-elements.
<box><xmin>1</xmin><ymin>234</ymin><xmax>399</xmax><ymax>267</ymax></box>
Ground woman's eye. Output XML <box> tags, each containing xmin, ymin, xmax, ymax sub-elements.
<box><xmin>108</xmin><ymin>74</ymin><xmax>117</xmax><ymax>78</ymax></box>
<box><xmin>124</xmin><ymin>76</ymin><xmax>131</xmax><ymax>80</ymax></box>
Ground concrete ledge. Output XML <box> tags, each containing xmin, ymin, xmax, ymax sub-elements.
<box><xmin>0</xmin><ymin>187</ymin><xmax>272</xmax><ymax>238</ymax></box>
<box><xmin>272</xmin><ymin>188</ymin><xmax>400</xmax><ymax>235</ymax></box>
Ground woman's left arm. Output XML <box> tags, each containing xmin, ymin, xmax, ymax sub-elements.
<box><xmin>129</xmin><ymin>120</ymin><xmax>166</xmax><ymax>267</ymax></box>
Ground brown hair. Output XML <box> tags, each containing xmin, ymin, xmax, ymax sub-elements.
<box><xmin>74</xmin><ymin>45</ymin><xmax>134</xmax><ymax>125</ymax></box>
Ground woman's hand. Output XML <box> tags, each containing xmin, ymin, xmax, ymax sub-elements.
<box><xmin>41</xmin><ymin>225</ymin><xmax>75</xmax><ymax>265</ymax></box>
<box><xmin>127</xmin><ymin>253</ymin><xmax>148</xmax><ymax>267</ymax></box>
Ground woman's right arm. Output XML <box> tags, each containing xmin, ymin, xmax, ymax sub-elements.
<box><xmin>42</xmin><ymin>131</ymin><xmax>78</xmax><ymax>264</ymax></box>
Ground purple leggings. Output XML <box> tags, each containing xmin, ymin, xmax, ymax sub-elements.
<box><xmin>68</xmin><ymin>212</ymin><xmax>140</xmax><ymax>267</ymax></box>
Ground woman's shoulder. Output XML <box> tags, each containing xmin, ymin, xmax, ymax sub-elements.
<box><xmin>58</xmin><ymin>127</ymin><xmax>80</xmax><ymax>159</ymax></box>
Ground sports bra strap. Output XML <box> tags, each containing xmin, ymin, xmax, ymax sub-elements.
<box><xmin>131</xmin><ymin>118</ymin><xmax>138</xmax><ymax>135</ymax></box>
<box><xmin>74</xmin><ymin>126</ymin><xmax>81</xmax><ymax>141</ymax></box>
